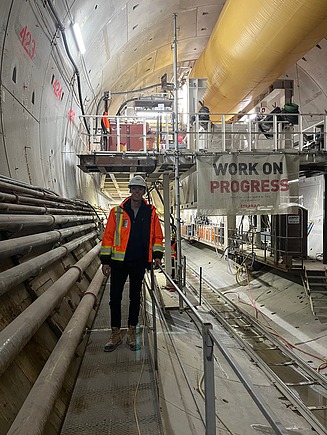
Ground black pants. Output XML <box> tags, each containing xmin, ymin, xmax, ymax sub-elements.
<box><xmin>109</xmin><ymin>260</ymin><xmax>146</xmax><ymax>328</ymax></box>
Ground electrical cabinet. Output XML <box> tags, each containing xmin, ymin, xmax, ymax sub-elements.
<box><xmin>106</xmin><ymin>123</ymin><xmax>149</xmax><ymax>151</ymax></box>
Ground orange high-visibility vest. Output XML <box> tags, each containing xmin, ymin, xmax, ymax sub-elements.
<box><xmin>100</xmin><ymin>197</ymin><xmax>164</xmax><ymax>262</ymax></box>
<box><xmin>102</xmin><ymin>112</ymin><xmax>110</xmax><ymax>131</ymax></box>
<box><xmin>171</xmin><ymin>241</ymin><xmax>177</xmax><ymax>258</ymax></box>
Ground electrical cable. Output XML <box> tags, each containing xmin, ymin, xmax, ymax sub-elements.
<box><xmin>223</xmin><ymin>268</ymin><xmax>327</xmax><ymax>372</ymax></box>
<box><xmin>80</xmin><ymin>56</ymin><xmax>97</xmax><ymax>102</ymax></box>
<box><xmin>46</xmin><ymin>0</ymin><xmax>90</xmax><ymax>134</ymax></box>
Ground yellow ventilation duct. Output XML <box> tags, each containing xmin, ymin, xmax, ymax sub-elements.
<box><xmin>190</xmin><ymin>0</ymin><xmax>327</xmax><ymax>118</ymax></box>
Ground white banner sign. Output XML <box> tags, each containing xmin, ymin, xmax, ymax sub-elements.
<box><xmin>197</xmin><ymin>154</ymin><xmax>299</xmax><ymax>215</ymax></box>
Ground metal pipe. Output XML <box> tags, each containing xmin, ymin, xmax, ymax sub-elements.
<box><xmin>199</xmin><ymin>266</ymin><xmax>202</xmax><ymax>305</ymax></box>
<box><xmin>222</xmin><ymin>114</ymin><xmax>226</xmax><ymax>151</ymax></box>
<box><xmin>273</xmin><ymin>115</ymin><xmax>278</xmax><ymax>150</ymax></box>
<box><xmin>0</xmin><ymin>179</ymin><xmax>88</xmax><ymax>209</ymax></box>
<box><xmin>299</xmin><ymin>114</ymin><xmax>303</xmax><ymax>151</ymax></box>
<box><xmin>150</xmin><ymin>267</ymin><xmax>158</xmax><ymax>371</ymax></box>
<box><xmin>0</xmin><ymin>243</ymin><xmax>101</xmax><ymax>376</ymax></box>
<box><xmin>163</xmin><ymin>173</ymin><xmax>172</xmax><ymax>280</ymax></box>
<box><xmin>183</xmin><ymin>255</ymin><xmax>186</xmax><ymax>287</ymax></box>
<box><xmin>0</xmin><ymin>191</ymin><xmax>91</xmax><ymax>212</ymax></box>
<box><xmin>203</xmin><ymin>323</ymin><xmax>216</xmax><ymax>435</ymax></box>
<box><xmin>0</xmin><ymin>223</ymin><xmax>96</xmax><ymax>259</ymax></box>
<box><xmin>0</xmin><ymin>201</ymin><xmax>91</xmax><ymax>215</ymax></box>
<box><xmin>0</xmin><ymin>179</ymin><xmax>53</xmax><ymax>199</ymax></box>
<box><xmin>0</xmin><ymin>214</ymin><xmax>96</xmax><ymax>230</ymax></box>
<box><xmin>0</xmin><ymin>231</ymin><xmax>98</xmax><ymax>297</ymax></box>
<box><xmin>6</xmin><ymin>266</ymin><xmax>104</xmax><ymax>435</ymax></box>
<box><xmin>172</xmin><ymin>13</ymin><xmax>183</xmax><ymax>301</ymax></box>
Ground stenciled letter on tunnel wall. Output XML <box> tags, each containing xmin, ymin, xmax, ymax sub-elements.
<box><xmin>197</xmin><ymin>154</ymin><xmax>300</xmax><ymax>215</ymax></box>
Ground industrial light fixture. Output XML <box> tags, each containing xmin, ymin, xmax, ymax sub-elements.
<box><xmin>73</xmin><ymin>22</ymin><xmax>86</xmax><ymax>54</ymax></box>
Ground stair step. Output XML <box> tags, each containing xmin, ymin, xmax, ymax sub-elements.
<box><xmin>307</xmin><ymin>273</ymin><xmax>327</xmax><ymax>276</ymax></box>
<box><xmin>306</xmin><ymin>269</ymin><xmax>326</xmax><ymax>276</ymax></box>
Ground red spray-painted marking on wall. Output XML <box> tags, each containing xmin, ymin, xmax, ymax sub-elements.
<box><xmin>52</xmin><ymin>79</ymin><xmax>63</xmax><ymax>100</ymax></box>
<box><xmin>68</xmin><ymin>108</ymin><xmax>75</xmax><ymax>122</ymax></box>
<box><xmin>19</xmin><ymin>25</ymin><xmax>36</xmax><ymax>60</ymax></box>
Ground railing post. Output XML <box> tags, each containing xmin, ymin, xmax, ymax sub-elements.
<box><xmin>230</xmin><ymin>119</ymin><xmax>234</xmax><ymax>150</ymax></box>
<box><xmin>324</xmin><ymin>115</ymin><xmax>327</xmax><ymax>152</ymax></box>
<box><xmin>165</xmin><ymin>114</ymin><xmax>169</xmax><ymax>150</ymax></box>
<box><xmin>183</xmin><ymin>255</ymin><xmax>186</xmax><ymax>287</ymax></box>
<box><xmin>254</xmin><ymin>118</ymin><xmax>258</xmax><ymax>150</ymax></box>
<box><xmin>273</xmin><ymin>114</ymin><xmax>278</xmax><ymax>150</ymax></box>
<box><xmin>150</xmin><ymin>266</ymin><xmax>158</xmax><ymax>370</ymax></box>
<box><xmin>199</xmin><ymin>266</ymin><xmax>202</xmax><ymax>305</ymax></box>
<box><xmin>117</xmin><ymin>116</ymin><xmax>120</xmax><ymax>151</ymax></box>
<box><xmin>143</xmin><ymin>119</ymin><xmax>147</xmax><ymax>152</ymax></box>
<box><xmin>89</xmin><ymin>117</ymin><xmax>94</xmax><ymax>152</ymax></box>
<box><xmin>299</xmin><ymin>114</ymin><xmax>303</xmax><ymax>151</ymax></box>
<box><xmin>222</xmin><ymin>114</ymin><xmax>226</xmax><ymax>152</ymax></box>
<box><xmin>202</xmin><ymin>323</ymin><xmax>216</xmax><ymax>435</ymax></box>
<box><xmin>247</xmin><ymin>114</ymin><xmax>252</xmax><ymax>151</ymax></box>
<box><xmin>196</xmin><ymin>113</ymin><xmax>200</xmax><ymax>150</ymax></box>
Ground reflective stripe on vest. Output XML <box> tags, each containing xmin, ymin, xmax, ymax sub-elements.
<box><xmin>114</xmin><ymin>207</ymin><xmax>123</xmax><ymax>246</ymax></box>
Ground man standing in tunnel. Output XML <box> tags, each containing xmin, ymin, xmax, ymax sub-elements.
<box><xmin>100</xmin><ymin>175</ymin><xmax>164</xmax><ymax>351</ymax></box>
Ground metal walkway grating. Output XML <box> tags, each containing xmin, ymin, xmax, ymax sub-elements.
<box><xmin>60</xmin><ymin>281</ymin><xmax>163</xmax><ymax>435</ymax></box>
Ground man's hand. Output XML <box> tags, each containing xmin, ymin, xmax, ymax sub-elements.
<box><xmin>102</xmin><ymin>264</ymin><xmax>111</xmax><ymax>276</ymax></box>
<box><xmin>153</xmin><ymin>258</ymin><xmax>162</xmax><ymax>269</ymax></box>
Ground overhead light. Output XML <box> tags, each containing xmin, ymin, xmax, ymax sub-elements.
<box><xmin>73</xmin><ymin>23</ymin><xmax>86</xmax><ymax>54</ymax></box>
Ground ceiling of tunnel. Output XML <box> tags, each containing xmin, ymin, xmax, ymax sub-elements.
<box><xmin>63</xmin><ymin>0</ymin><xmax>225</xmax><ymax>114</ymax></box>
<box><xmin>58</xmin><ymin>0</ymin><xmax>225</xmax><ymax>204</ymax></box>
<box><xmin>55</xmin><ymin>0</ymin><xmax>327</xmax><ymax>205</ymax></box>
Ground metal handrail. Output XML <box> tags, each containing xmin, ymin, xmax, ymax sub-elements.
<box><xmin>78</xmin><ymin>112</ymin><xmax>326</xmax><ymax>154</ymax></box>
<box><xmin>144</xmin><ymin>269</ymin><xmax>207</xmax><ymax>431</ymax></box>
<box><xmin>146</xmin><ymin>265</ymin><xmax>289</xmax><ymax>435</ymax></box>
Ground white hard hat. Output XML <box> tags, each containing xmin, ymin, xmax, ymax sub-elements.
<box><xmin>128</xmin><ymin>175</ymin><xmax>147</xmax><ymax>188</ymax></box>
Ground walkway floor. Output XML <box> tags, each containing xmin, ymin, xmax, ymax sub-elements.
<box><xmin>60</xmin><ymin>280</ymin><xmax>163</xmax><ymax>435</ymax></box>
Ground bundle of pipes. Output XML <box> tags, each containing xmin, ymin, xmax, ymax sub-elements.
<box><xmin>0</xmin><ymin>176</ymin><xmax>106</xmax><ymax>435</ymax></box>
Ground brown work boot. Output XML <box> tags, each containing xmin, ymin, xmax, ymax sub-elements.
<box><xmin>103</xmin><ymin>327</ymin><xmax>122</xmax><ymax>352</ymax></box>
<box><xmin>126</xmin><ymin>326</ymin><xmax>141</xmax><ymax>351</ymax></box>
